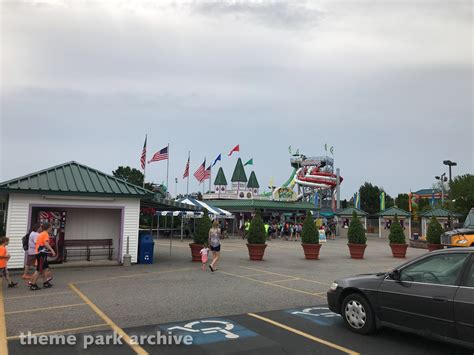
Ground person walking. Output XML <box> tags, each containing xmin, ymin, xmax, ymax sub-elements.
<box><xmin>22</xmin><ymin>223</ymin><xmax>41</xmax><ymax>280</ymax></box>
<box><xmin>0</xmin><ymin>237</ymin><xmax>18</xmax><ymax>288</ymax></box>
<box><xmin>208</xmin><ymin>220</ymin><xmax>221</xmax><ymax>272</ymax></box>
<box><xmin>30</xmin><ymin>222</ymin><xmax>56</xmax><ymax>291</ymax></box>
<box><xmin>200</xmin><ymin>243</ymin><xmax>210</xmax><ymax>271</ymax></box>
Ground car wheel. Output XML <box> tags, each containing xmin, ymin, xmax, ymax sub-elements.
<box><xmin>342</xmin><ymin>293</ymin><xmax>375</xmax><ymax>335</ymax></box>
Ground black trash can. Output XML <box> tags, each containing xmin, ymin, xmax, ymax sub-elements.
<box><xmin>138</xmin><ymin>233</ymin><xmax>155</xmax><ymax>264</ymax></box>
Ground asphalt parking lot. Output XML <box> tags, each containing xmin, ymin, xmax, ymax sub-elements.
<box><xmin>1</xmin><ymin>236</ymin><xmax>471</xmax><ymax>354</ymax></box>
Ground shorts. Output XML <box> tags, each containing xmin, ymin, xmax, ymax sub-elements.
<box><xmin>26</xmin><ymin>254</ymin><xmax>36</xmax><ymax>267</ymax></box>
<box><xmin>0</xmin><ymin>268</ymin><xmax>8</xmax><ymax>277</ymax></box>
<box><xmin>210</xmin><ymin>245</ymin><xmax>221</xmax><ymax>252</ymax></box>
<box><xmin>201</xmin><ymin>256</ymin><xmax>208</xmax><ymax>263</ymax></box>
<box><xmin>36</xmin><ymin>253</ymin><xmax>49</xmax><ymax>272</ymax></box>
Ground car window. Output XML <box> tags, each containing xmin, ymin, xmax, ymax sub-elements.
<box><xmin>400</xmin><ymin>253</ymin><xmax>468</xmax><ymax>285</ymax></box>
<box><xmin>466</xmin><ymin>261</ymin><xmax>474</xmax><ymax>287</ymax></box>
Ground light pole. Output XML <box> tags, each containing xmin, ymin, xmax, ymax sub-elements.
<box><xmin>443</xmin><ymin>160</ymin><xmax>457</xmax><ymax>183</ymax></box>
<box><xmin>435</xmin><ymin>173</ymin><xmax>447</xmax><ymax>205</ymax></box>
<box><xmin>174</xmin><ymin>177</ymin><xmax>178</xmax><ymax>198</ymax></box>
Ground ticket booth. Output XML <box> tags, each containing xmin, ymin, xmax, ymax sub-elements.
<box><xmin>336</xmin><ymin>207</ymin><xmax>368</xmax><ymax>238</ymax></box>
<box><xmin>376</xmin><ymin>206</ymin><xmax>411</xmax><ymax>239</ymax></box>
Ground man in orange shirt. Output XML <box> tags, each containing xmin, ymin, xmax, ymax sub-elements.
<box><xmin>30</xmin><ymin>222</ymin><xmax>56</xmax><ymax>291</ymax></box>
<box><xmin>0</xmin><ymin>236</ymin><xmax>18</xmax><ymax>288</ymax></box>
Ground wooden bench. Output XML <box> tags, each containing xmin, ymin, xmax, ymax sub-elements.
<box><xmin>64</xmin><ymin>239</ymin><xmax>114</xmax><ymax>262</ymax></box>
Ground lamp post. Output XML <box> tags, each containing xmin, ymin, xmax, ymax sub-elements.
<box><xmin>443</xmin><ymin>160</ymin><xmax>457</xmax><ymax>183</ymax></box>
<box><xmin>435</xmin><ymin>173</ymin><xmax>447</xmax><ymax>205</ymax></box>
<box><xmin>174</xmin><ymin>177</ymin><xmax>178</xmax><ymax>198</ymax></box>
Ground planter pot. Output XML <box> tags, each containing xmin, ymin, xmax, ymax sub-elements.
<box><xmin>246</xmin><ymin>243</ymin><xmax>267</xmax><ymax>261</ymax></box>
<box><xmin>390</xmin><ymin>243</ymin><xmax>408</xmax><ymax>258</ymax></box>
<box><xmin>347</xmin><ymin>243</ymin><xmax>367</xmax><ymax>259</ymax></box>
<box><xmin>301</xmin><ymin>243</ymin><xmax>322</xmax><ymax>260</ymax></box>
<box><xmin>427</xmin><ymin>243</ymin><xmax>443</xmax><ymax>252</ymax></box>
<box><xmin>189</xmin><ymin>243</ymin><xmax>204</xmax><ymax>262</ymax></box>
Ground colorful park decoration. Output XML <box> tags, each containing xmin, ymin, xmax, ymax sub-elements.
<box><xmin>388</xmin><ymin>214</ymin><xmax>408</xmax><ymax>258</ymax></box>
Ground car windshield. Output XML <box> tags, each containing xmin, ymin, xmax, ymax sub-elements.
<box><xmin>464</xmin><ymin>209</ymin><xmax>474</xmax><ymax>228</ymax></box>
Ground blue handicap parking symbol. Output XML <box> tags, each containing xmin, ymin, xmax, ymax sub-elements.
<box><xmin>162</xmin><ymin>318</ymin><xmax>257</xmax><ymax>345</ymax></box>
<box><xmin>287</xmin><ymin>307</ymin><xmax>342</xmax><ymax>326</ymax></box>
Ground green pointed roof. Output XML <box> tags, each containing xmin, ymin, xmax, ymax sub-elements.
<box><xmin>231</xmin><ymin>158</ymin><xmax>247</xmax><ymax>183</ymax></box>
<box><xmin>376</xmin><ymin>206</ymin><xmax>411</xmax><ymax>217</ymax></box>
<box><xmin>247</xmin><ymin>171</ymin><xmax>259</xmax><ymax>189</ymax></box>
<box><xmin>214</xmin><ymin>167</ymin><xmax>227</xmax><ymax>186</ymax></box>
<box><xmin>336</xmin><ymin>207</ymin><xmax>368</xmax><ymax>217</ymax></box>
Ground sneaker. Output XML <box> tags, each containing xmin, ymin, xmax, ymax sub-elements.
<box><xmin>8</xmin><ymin>282</ymin><xmax>18</xmax><ymax>288</ymax></box>
<box><xmin>46</xmin><ymin>277</ymin><xmax>53</xmax><ymax>283</ymax></box>
<box><xmin>43</xmin><ymin>282</ymin><xmax>53</xmax><ymax>288</ymax></box>
<box><xmin>30</xmin><ymin>284</ymin><xmax>41</xmax><ymax>291</ymax></box>
<box><xmin>209</xmin><ymin>265</ymin><xmax>215</xmax><ymax>272</ymax></box>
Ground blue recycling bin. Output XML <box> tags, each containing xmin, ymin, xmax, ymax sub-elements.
<box><xmin>138</xmin><ymin>233</ymin><xmax>155</xmax><ymax>264</ymax></box>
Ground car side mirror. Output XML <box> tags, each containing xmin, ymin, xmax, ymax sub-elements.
<box><xmin>389</xmin><ymin>270</ymin><xmax>400</xmax><ymax>281</ymax></box>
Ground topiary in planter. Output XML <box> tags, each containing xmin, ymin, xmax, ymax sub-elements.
<box><xmin>247</xmin><ymin>210</ymin><xmax>266</xmax><ymax>244</ymax></box>
<box><xmin>389</xmin><ymin>214</ymin><xmax>406</xmax><ymax>244</ymax></box>
<box><xmin>347</xmin><ymin>211</ymin><xmax>367</xmax><ymax>244</ymax></box>
<box><xmin>194</xmin><ymin>210</ymin><xmax>212</xmax><ymax>244</ymax></box>
<box><xmin>426</xmin><ymin>216</ymin><xmax>443</xmax><ymax>244</ymax></box>
<box><xmin>301</xmin><ymin>211</ymin><xmax>319</xmax><ymax>244</ymax></box>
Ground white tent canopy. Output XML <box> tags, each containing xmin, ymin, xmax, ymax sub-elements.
<box><xmin>177</xmin><ymin>197</ymin><xmax>233</xmax><ymax>217</ymax></box>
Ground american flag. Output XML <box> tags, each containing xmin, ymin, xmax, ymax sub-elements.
<box><xmin>140</xmin><ymin>136</ymin><xmax>147</xmax><ymax>170</ymax></box>
<box><xmin>182</xmin><ymin>158</ymin><xmax>190</xmax><ymax>179</ymax></box>
<box><xmin>148</xmin><ymin>146</ymin><xmax>169</xmax><ymax>164</ymax></box>
<box><xmin>202</xmin><ymin>165</ymin><xmax>211</xmax><ymax>181</ymax></box>
<box><xmin>193</xmin><ymin>159</ymin><xmax>206</xmax><ymax>182</ymax></box>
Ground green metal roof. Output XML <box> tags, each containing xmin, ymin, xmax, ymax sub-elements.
<box><xmin>214</xmin><ymin>167</ymin><xmax>228</xmax><ymax>186</ymax></box>
<box><xmin>420</xmin><ymin>208</ymin><xmax>462</xmax><ymax>218</ymax></box>
<box><xmin>247</xmin><ymin>171</ymin><xmax>260</xmax><ymax>189</ymax></box>
<box><xmin>376</xmin><ymin>206</ymin><xmax>411</xmax><ymax>217</ymax></box>
<box><xmin>336</xmin><ymin>207</ymin><xmax>368</xmax><ymax>217</ymax></box>
<box><xmin>231</xmin><ymin>158</ymin><xmax>247</xmax><ymax>183</ymax></box>
<box><xmin>415</xmin><ymin>188</ymin><xmax>440</xmax><ymax>195</ymax></box>
<box><xmin>209</xmin><ymin>199</ymin><xmax>316</xmax><ymax>212</ymax></box>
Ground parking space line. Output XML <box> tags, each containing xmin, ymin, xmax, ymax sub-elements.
<box><xmin>0</xmin><ymin>283</ymin><xmax>8</xmax><ymax>355</ymax></box>
<box><xmin>268</xmin><ymin>278</ymin><xmax>300</xmax><ymax>283</ymax></box>
<box><xmin>6</xmin><ymin>323</ymin><xmax>108</xmax><ymax>340</ymax></box>
<box><xmin>239</xmin><ymin>273</ymin><xmax>273</xmax><ymax>277</ymax></box>
<box><xmin>219</xmin><ymin>271</ymin><xmax>325</xmax><ymax>299</ymax></box>
<box><xmin>74</xmin><ymin>267</ymin><xmax>193</xmax><ymax>284</ymax></box>
<box><xmin>247</xmin><ymin>313</ymin><xmax>359</xmax><ymax>355</ymax></box>
<box><xmin>69</xmin><ymin>283</ymin><xmax>148</xmax><ymax>355</ymax></box>
<box><xmin>240</xmin><ymin>266</ymin><xmax>330</xmax><ymax>286</ymax></box>
<box><xmin>5</xmin><ymin>303</ymin><xmax>87</xmax><ymax>315</ymax></box>
<box><xmin>3</xmin><ymin>291</ymin><xmax>74</xmax><ymax>301</ymax></box>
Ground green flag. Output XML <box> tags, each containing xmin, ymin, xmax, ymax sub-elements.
<box><xmin>244</xmin><ymin>158</ymin><xmax>253</xmax><ymax>166</ymax></box>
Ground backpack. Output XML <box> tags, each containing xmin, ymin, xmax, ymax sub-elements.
<box><xmin>22</xmin><ymin>233</ymin><xmax>29</xmax><ymax>251</ymax></box>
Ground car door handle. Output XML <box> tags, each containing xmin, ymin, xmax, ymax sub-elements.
<box><xmin>432</xmin><ymin>296</ymin><xmax>447</xmax><ymax>302</ymax></box>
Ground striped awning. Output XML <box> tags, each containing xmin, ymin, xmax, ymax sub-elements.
<box><xmin>178</xmin><ymin>197</ymin><xmax>233</xmax><ymax>217</ymax></box>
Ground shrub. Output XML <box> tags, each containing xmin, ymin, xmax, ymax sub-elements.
<box><xmin>347</xmin><ymin>211</ymin><xmax>367</xmax><ymax>244</ymax></box>
<box><xmin>301</xmin><ymin>211</ymin><xmax>319</xmax><ymax>244</ymax></box>
<box><xmin>389</xmin><ymin>214</ymin><xmax>406</xmax><ymax>244</ymax></box>
<box><xmin>426</xmin><ymin>216</ymin><xmax>443</xmax><ymax>244</ymax></box>
<box><xmin>247</xmin><ymin>210</ymin><xmax>266</xmax><ymax>244</ymax></box>
<box><xmin>194</xmin><ymin>210</ymin><xmax>211</xmax><ymax>245</ymax></box>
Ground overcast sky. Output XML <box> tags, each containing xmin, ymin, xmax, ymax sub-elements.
<box><xmin>1</xmin><ymin>0</ymin><xmax>472</xmax><ymax>199</ymax></box>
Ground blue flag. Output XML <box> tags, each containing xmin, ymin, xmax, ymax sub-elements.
<box><xmin>212</xmin><ymin>154</ymin><xmax>221</xmax><ymax>167</ymax></box>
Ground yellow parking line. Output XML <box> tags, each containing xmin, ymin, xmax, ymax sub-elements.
<box><xmin>268</xmin><ymin>278</ymin><xmax>300</xmax><ymax>283</ymax></box>
<box><xmin>6</xmin><ymin>323</ymin><xmax>108</xmax><ymax>340</ymax></box>
<box><xmin>69</xmin><ymin>284</ymin><xmax>148</xmax><ymax>355</ymax></box>
<box><xmin>4</xmin><ymin>291</ymin><xmax>73</xmax><ymax>300</ymax></box>
<box><xmin>248</xmin><ymin>313</ymin><xmax>359</xmax><ymax>355</ymax></box>
<box><xmin>240</xmin><ymin>266</ymin><xmax>330</xmax><ymax>286</ymax></box>
<box><xmin>5</xmin><ymin>303</ymin><xmax>87</xmax><ymax>315</ymax></box>
<box><xmin>74</xmin><ymin>267</ymin><xmax>193</xmax><ymax>284</ymax></box>
<box><xmin>0</xmin><ymin>283</ymin><xmax>8</xmax><ymax>355</ymax></box>
<box><xmin>219</xmin><ymin>271</ymin><xmax>325</xmax><ymax>299</ymax></box>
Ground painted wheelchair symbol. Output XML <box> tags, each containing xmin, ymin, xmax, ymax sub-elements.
<box><xmin>168</xmin><ymin>320</ymin><xmax>239</xmax><ymax>339</ymax></box>
<box><xmin>291</xmin><ymin>307</ymin><xmax>340</xmax><ymax>318</ymax></box>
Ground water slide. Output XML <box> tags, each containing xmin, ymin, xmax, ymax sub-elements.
<box><xmin>282</xmin><ymin>168</ymin><xmax>297</xmax><ymax>187</ymax></box>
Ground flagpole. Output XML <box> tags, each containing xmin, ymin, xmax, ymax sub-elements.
<box><xmin>209</xmin><ymin>166</ymin><xmax>212</xmax><ymax>194</ymax></box>
<box><xmin>186</xmin><ymin>151</ymin><xmax>190</xmax><ymax>196</ymax></box>
<box><xmin>166</xmin><ymin>143</ymin><xmax>170</xmax><ymax>193</ymax></box>
<box><xmin>143</xmin><ymin>134</ymin><xmax>147</xmax><ymax>188</ymax></box>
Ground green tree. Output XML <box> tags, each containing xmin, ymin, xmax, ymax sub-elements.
<box><xmin>341</xmin><ymin>199</ymin><xmax>348</xmax><ymax>209</ymax></box>
<box><xmin>194</xmin><ymin>210</ymin><xmax>211</xmax><ymax>245</ymax></box>
<box><xmin>347</xmin><ymin>211</ymin><xmax>367</xmax><ymax>244</ymax></box>
<box><xmin>395</xmin><ymin>193</ymin><xmax>409</xmax><ymax>211</ymax></box>
<box><xmin>389</xmin><ymin>215</ymin><xmax>406</xmax><ymax>244</ymax></box>
<box><xmin>449</xmin><ymin>174</ymin><xmax>474</xmax><ymax>219</ymax></box>
<box><xmin>248</xmin><ymin>210</ymin><xmax>266</xmax><ymax>244</ymax></box>
<box><xmin>112</xmin><ymin>166</ymin><xmax>155</xmax><ymax>191</ymax></box>
<box><xmin>301</xmin><ymin>211</ymin><xmax>319</xmax><ymax>244</ymax></box>
<box><xmin>359</xmin><ymin>182</ymin><xmax>393</xmax><ymax>214</ymax></box>
<box><xmin>426</xmin><ymin>216</ymin><xmax>443</xmax><ymax>244</ymax></box>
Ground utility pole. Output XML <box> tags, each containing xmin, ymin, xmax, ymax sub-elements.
<box><xmin>443</xmin><ymin>160</ymin><xmax>457</xmax><ymax>183</ymax></box>
<box><xmin>435</xmin><ymin>173</ymin><xmax>447</xmax><ymax>205</ymax></box>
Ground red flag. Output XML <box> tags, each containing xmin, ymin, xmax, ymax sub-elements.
<box><xmin>193</xmin><ymin>159</ymin><xmax>206</xmax><ymax>182</ymax></box>
<box><xmin>183</xmin><ymin>158</ymin><xmax>190</xmax><ymax>179</ymax></box>
<box><xmin>228</xmin><ymin>144</ymin><xmax>240</xmax><ymax>156</ymax></box>
<box><xmin>148</xmin><ymin>146</ymin><xmax>168</xmax><ymax>163</ymax></box>
<box><xmin>140</xmin><ymin>136</ymin><xmax>147</xmax><ymax>170</ymax></box>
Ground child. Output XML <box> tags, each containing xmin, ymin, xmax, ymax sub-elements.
<box><xmin>200</xmin><ymin>243</ymin><xmax>210</xmax><ymax>271</ymax></box>
<box><xmin>0</xmin><ymin>237</ymin><xmax>18</xmax><ymax>288</ymax></box>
